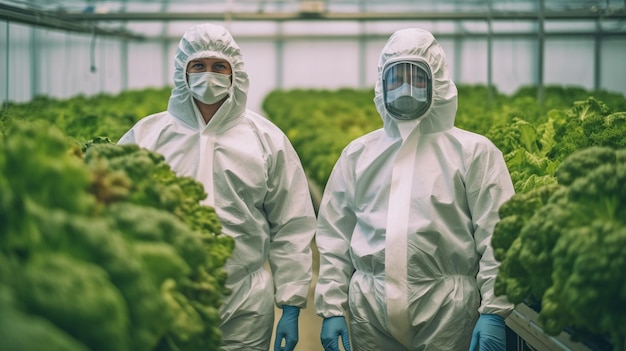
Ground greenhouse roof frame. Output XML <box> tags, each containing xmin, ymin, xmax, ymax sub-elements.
<box><xmin>2</xmin><ymin>0</ymin><xmax>626</xmax><ymax>106</ymax></box>
<box><xmin>43</xmin><ymin>8</ymin><xmax>626</xmax><ymax>22</ymax></box>
<box><xmin>0</xmin><ymin>3</ymin><xmax>143</xmax><ymax>38</ymax></box>
<box><xmin>1</xmin><ymin>0</ymin><xmax>625</xmax><ymax>40</ymax></box>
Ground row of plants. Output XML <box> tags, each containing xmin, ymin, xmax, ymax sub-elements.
<box><xmin>1</xmin><ymin>83</ymin><xmax>625</xmax><ymax>350</ymax></box>
<box><xmin>0</xmin><ymin>119</ymin><xmax>233</xmax><ymax>349</ymax></box>
<box><xmin>0</xmin><ymin>87</ymin><xmax>171</xmax><ymax>141</ymax></box>
<box><xmin>482</xmin><ymin>97</ymin><xmax>626</xmax><ymax>349</ymax></box>
<box><xmin>492</xmin><ymin>145</ymin><xmax>625</xmax><ymax>350</ymax></box>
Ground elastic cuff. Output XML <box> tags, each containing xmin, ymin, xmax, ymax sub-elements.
<box><xmin>282</xmin><ymin>305</ymin><xmax>301</xmax><ymax>314</ymax></box>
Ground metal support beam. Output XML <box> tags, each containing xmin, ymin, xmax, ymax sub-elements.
<box><xmin>152</xmin><ymin>30</ymin><xmax>626</xmax><ymax>42</ymax></box>
<box><xmin>487</xmin><ymin>0</ymin><xmax>493</xmax><ymax>106</ymax></box>
<box><xmin>121</xmin><ymin>0</ymin><xmax>130</xmax><ymax>91</ymax></box>
<box><xmin>537</xmin><ymin>0</ymin><xmax>545</xmax><ymax>105</ymax></box>
<box><xmin>0</xmin><ymin>3</ymin><xmax>144</xmax><ymax>39</ymax></box>
<box><xmin>594</xmin><ymin>19</ymin><xmax>602</xmax><ymax>91</ymax></box>
<box><xmin>3</xmin><ymin>21</ymin><xmax>8</xmax><ymax>107</ymax></box>
<box><xmin>29</xmin><ymin>26</ymin><xmax>39</xmax><ymax>98</ymax></box>
<box><xmin>52</xmin><ymin>9</ymin><xmax>626</xmax><ymax>22</ymax></box>
<box><xmin>159</xmin><ymin>0</ymin><xmax>170</xmax><ymax>88</ymax></box>
<box><xmin>357</xmin><ymin>0</ymin><xmax>366</xmax><ymax>88</ymax></box>
<box><xmin>276</xmin><ymin>23</ymin><xmax>284</xmax><ymax>89</ymax></box>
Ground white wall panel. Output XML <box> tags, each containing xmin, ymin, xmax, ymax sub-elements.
<box><xmin>99</xmin><ymin>39</ymin><xmax>125</xmax><ymax>94</ymax></box>
<box><xmin>238</xmin><ymin>39</ymin><xmax>278</xmax><ymax>115</ymax></box>
<box><xmin>126</xmin><ymin>40</ymin><xmax>169</xmax><ymax>90</ymax></box>
<box><xmin>364</xmin><ymin>39</ymin><xmax>387</xmax><ymax>87</ymax></box>
<box><xmin>458</xmin><ymin>39</ymin><xmax>488</xmax><ymax>85</ymax></box>
<box><xmin>601</xmin><ymin>38</ymin><xmax>626</xmax><ymax>95</ymax></box>
<box><xmin>544</xmin><ymin>38</ymin><xmax>594</xmax><ymax>90</ymax></box>
<box><xmin>492</xmin><ymin>39</ymin><xmax>536</xmax><ymax>95</ymax></box>
<box><xmin>281</xmin><ymin>40</ymin><xmax>360</xmax><ymax>89</ymax></box>
<box><xmin>40</xmin><ymin>31</ymin><xmax>100</xmax><ymax>98</ymax></box>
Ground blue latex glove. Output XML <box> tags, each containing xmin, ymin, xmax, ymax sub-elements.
<box><xmin>274</xmin><ymin>305</ymin><xmax>300</xmax><ymax>351</ymax></box>
<box><xmin>469</xmin><ymin>314</ymin><xmax>506</xmax><ymax>351</ymax></box>
<box><xmin>321</xmin><ymin>316</ymin><xmax>351</xmax><ymax>351</ymax></box>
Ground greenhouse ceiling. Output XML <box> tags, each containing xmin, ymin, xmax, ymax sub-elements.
<box><xmin>1</xmin><ymin>0</ymin><xmax>625</xmax><ymax>39</ymax></box>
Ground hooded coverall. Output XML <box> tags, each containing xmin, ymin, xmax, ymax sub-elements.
<box><xmin>118</xmin><ymin>23</ymin><xmax>317</xmax><ymax>351</ymax></box>
<box><xmin>314</xmin><ymin>28</ymin><xmax>515</xmax><ymax>350</ymax></box>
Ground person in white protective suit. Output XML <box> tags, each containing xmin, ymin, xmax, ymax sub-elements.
<box><xmin>118</xmin><ymin>23</ymin><xmax>317</xmax><ymax>351</ymax></box>
<box><xmin>314</xmin><ymin>28</ymin><xmax>515</xmax><ymax>351</ymax></box>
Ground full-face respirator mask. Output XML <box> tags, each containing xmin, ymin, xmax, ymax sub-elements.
<box><xmin>382</xmin><ymin>59</ymin><xmax>432</xmax><ymax>120</ymax></box>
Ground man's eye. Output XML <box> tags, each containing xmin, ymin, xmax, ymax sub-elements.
<box><xmin>191</xmin><ymin>63</ymin><xmax>204</xmax><ymax>70</ymax></box>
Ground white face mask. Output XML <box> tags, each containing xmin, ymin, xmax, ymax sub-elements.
<box><xmin>387</xmin><ymin>83</ymin><xmax>427</xmax><ymax>103</ymax></box>
<box><xmin>187</xmin><ymin>72</ymin><xmax>231</xmax><ymax>105</ymax></box>
<box><xmin>386</xmin><ymin>82</ymin><xmax>428</xmax><ymax>117</ymax></box>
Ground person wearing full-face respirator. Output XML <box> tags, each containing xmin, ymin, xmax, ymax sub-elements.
<box><xmin>315</xmin><ymin>28</ymin><xmax>514</xmax><ymax>351</ymax></box>
<box><xmin>118</xmin><ymin>23</ymin><xmax>317</xmax><ymax>351</ymax></box>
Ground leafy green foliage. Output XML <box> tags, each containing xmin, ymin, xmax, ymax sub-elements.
<box><xmin>485</xmin><ymin>96</ymin><xmax>626</xmax><ymax>193</ymax></box>
<box><xmin>262</xmin><ymin>88</ymin><xmax>381</xmax><ymax>186</ymax></box>
<box><xmin>493</xmin><ymin>147</ymin><xmax>626</xmax><ymax>349</ymax></box>
<box><xmin>17</xmin><ymin>253</ymin><xmax>131</xmax><ymax>351</ymax></box>
<box><xmin>492</xmin><ymin>183</ymin><xmax>561</xmax><ymax>302</ymax></box>
<box><xmin>0</xmin><ymin>88</ymin><xmax>170</xmax><ymax>143</ymax></box>
<box><xmin>0</xmin><ymin>121</ymin><xmax>232</xmax><ymax>351</ymax></box>
<box><xmin>0</xmin><ymin>285</ymin><xmax>90</xmax><ymax>351</ymax></box>
<box><xmin>548</xmin><ymin>97</ymin><xmax>626</xmax><ymax>162</ymax></box>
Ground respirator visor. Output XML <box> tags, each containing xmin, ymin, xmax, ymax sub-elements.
<box><xmin>383</xmin><ymin>60</ymin><xmax>432</xmax><ymax>120</ymax></box>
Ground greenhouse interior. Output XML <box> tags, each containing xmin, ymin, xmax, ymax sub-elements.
<box><xmin>1</xmin><ymin>0</ymin><xmax>625</xmax><ymax>351</ymax></box>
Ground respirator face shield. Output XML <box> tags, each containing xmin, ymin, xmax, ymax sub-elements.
<box><xmin>383</xmin><ymin>59</ymin><xmax>432</xmax><ymax>120</ymax></box>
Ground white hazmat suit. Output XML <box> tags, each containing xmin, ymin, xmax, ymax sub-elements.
<box><xmin>118</xmin><ymin>23</ymin><xmax>317</xmax><ymax>350</ymax></box>
<box><xmin>314</xmin><ymin>28</ymin><xmax>515</xmax><ymax>350</ymax></box>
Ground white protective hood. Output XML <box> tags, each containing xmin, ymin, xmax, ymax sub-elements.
<box><xmin>315</xmin><ymin>28</ymin><xmax>514</xmax><ymax>350</ymax></box>
<box><xmin>118</xmin><ymin>24</ymin><xmax>317</xmax><ymax>349</ymax></box>
<box><xmin>374</xmin><ymin>28</ymin><xmax>458</xmax><ymax>139</ymax></box>
<box><xmin>167</xmin><ymin>23</ymin><xmax>248</xmax><ymax>132</ymax></box>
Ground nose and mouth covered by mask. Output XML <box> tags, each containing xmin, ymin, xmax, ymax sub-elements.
<box><xmin>386</xmin><ymin>83</ymin><xmax>428</xmax><ymax>114</ymax></box>
<box><xmin>187</xmin><ymin>71</ymin><xmax>232</xmax><ymax>104</ymax></box>
<box><xmin>383</xmin><ymin>60</ymin><xmax>432</xmax><ymax>120</ymax></box>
